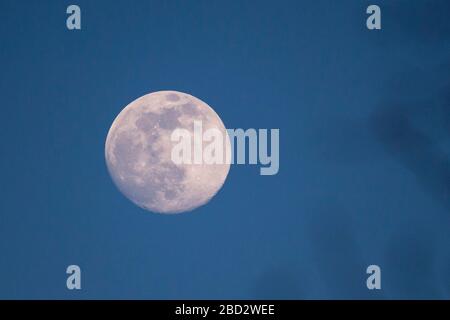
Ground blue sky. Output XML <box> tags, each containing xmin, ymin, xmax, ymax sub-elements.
<box><xmin>0</xmin><ymin>0</ymin><xmax>449</xmax><ymax>299</ymax></box>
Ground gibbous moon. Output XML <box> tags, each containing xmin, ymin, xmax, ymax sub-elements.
<box><xmin>105</xmin><ymin>91</ymin><xmax>230</xmax><ymax>214</ymax></box>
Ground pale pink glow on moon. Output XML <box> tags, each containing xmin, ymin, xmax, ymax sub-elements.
<box><xmin>105</xmin><ymin>91</ymin><xmax>230</xmax><ymax>214</ymax></box>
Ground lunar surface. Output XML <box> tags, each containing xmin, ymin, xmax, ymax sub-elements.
<box><xmin>105</xmin><ymin>91</ymin><xmax>230</xmax><ymax>214</ymax></box>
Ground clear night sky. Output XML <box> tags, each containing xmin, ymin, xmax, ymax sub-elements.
<box><xmin>0</xmin><ymin>0</ymin><xmax>449</xmax><ymax>299</ymax></box>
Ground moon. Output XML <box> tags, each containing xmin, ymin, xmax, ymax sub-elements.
<box><xmin>105</xmin><ymin>91</ymin><xmax>230</xmax><ymax>214</ymax></box>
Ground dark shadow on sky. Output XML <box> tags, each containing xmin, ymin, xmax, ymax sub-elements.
<box><xmin>370</xmin><ymin>64</ymin><xmax>450</xmax><ymax>214</ymax></box>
